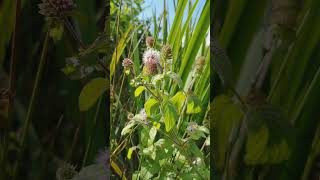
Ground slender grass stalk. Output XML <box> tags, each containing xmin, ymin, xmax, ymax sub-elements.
<box><xmin>82</xmin><ymin>97</ymin><xmax>103</xmax><ymax>167</ymax></box>
<box><xmin>12</xmin><ymin>28</ymin><xmax>51</xmax><ymax>180</ymax></box>
<box><xmin>2</xmin><ymin>1</ymin><xmax>21</xmax><ymax>179</ymax></box>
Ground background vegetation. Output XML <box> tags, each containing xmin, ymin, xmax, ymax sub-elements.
<box><xmin>0</xmin><ymin>0</ymin><xmax>109</xmax><ymax>179</ymax></box>
<box><xmin>213</xmin><ymin>0</ymin><xmax>320</xmax><ymax>179</ymax></box>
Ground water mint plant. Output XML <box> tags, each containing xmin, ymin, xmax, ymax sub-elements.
<box><xmin>111</xmin><ymin>34</ymin><xmax>210</xmax><ymax>179</ymax></box>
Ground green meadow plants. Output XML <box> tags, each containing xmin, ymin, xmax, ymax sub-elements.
<box><xmin>212</xmin><ymin>0</ymin><xmax>320</xmax><ymax>179</ymax></box>
<box><xmin>118</xmin><ymin>40</ymin><xmax>209</xmax><ymax>179</ymax></box>
<box><xmin>110</xmin><ymin>0</ymin><xmax>210</xmax><ymax>179</ymax></box>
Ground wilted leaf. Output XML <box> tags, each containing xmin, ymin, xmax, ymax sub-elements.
<box><xmin>121</xmin><ymin>121</ymin><xmax>137</xmax><ymax>136</ymax></box>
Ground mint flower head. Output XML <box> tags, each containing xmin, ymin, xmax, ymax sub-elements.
<box><xmin>122</xmin><ymin>58</ymin><xmax>134</xmax><ymax>75</ymax></box>
<box><xmin>139</xmin><ymin>108</ymin><xmax>147</xmax><ymax>121</ymax></box>
<box><xmin>38</xmin><ymin>0</ymin><xmax>77</xmax><ymax>17</ymax></box>
<box><xmin>142</xmin><ymin>49</ymin><xmax>160</xmax><ymax>75</ymax></box>
<box><xmin>122</xmin><ymin>58</ymin><xmax>133</xmax><ymax>68</ymax></box>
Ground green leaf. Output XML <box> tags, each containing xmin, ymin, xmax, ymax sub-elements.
<box><xmin>49</xmin><ymin>23</ymin><xmax>64</xmax><ymax>42</ymax></box>
<box><xmin>170</xmin><ymin>91</ymin><xmax>186</xmax><ymax>113</ymax></box>
<box><xmin>245</xmin><ymin>125</ymin><xmax>269</xmax><ymax>164</ymax></box>
<box><xmin>245</xmin><ymin>105</ymin><xmax>292</xmax><ymax>165</ymax></box>
<box><xmin>186</xmin><ymin>95</ymin><xmax>202</xmax><ymax>114</ymax></box>
<box><xmin>149</xmin><ymin>126</ymin><xmax>157</xmax><ymax>145</ymax></box>
<box><xmin>135</xmin><ymin>86</ymin><xmax>145</xmax><ymax>97</ymax></box>
<box><xmin>144</xmin><ymin>98</ymin><xmax>158</xmax><ymax>116</ymax></box>
<box><xmin>212</xmin><ymin>95</ymin><xmax>243</xmax><ymax>169</ymax></box>
<box><xmin>179</xmin><ymin>0</ymin><xmax>210</xmax><ymax>83</ymax></box>
<box><xmin>127</xmin><ymin>146</ymin><xmax>137</xmax><ymax>160</ymax></box>
<box><xmin>79</xmin><ymin>78</ymin><xmax>108</xmax><ymax>111</ymax></box>
<box><xmin>163</xmin><ymin>102</ymin><xmax>178</xmax><ymax>132</ymax></box>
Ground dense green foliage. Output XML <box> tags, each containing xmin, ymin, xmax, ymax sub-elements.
<box><xmin>110</xmin><ymin>0</ymin><xmax>210</xmax><ymax>179</ymax></box>
<box><xmin>213</xmin><ymin>0</ymin><xmax>320</xmax><ymax>179</ymax></box>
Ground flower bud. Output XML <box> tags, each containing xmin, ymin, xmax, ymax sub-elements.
<box><xmin>146</xmin><ymin>36</ymin><xmax>155</xmax><ymax>48</ymax></box>
<box><xmin>122</xmin><ymin>58</ymin><xmax>133</xmax><ymax>68</ymax></box>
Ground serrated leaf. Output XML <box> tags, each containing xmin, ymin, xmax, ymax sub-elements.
<box><xmin>186</xmin><ymin>95</ymin><xmax>202</xmax><ymax>114</ymax></box>
<box><xmin>163</xmin><ymin>102</ymin><xmax>178</xmax><ymax>132</ymax></box>
<box><xmin>79</xmin><ymin>78</ymin><xmax>108</xmax><ymax>111</ymax></box>
<box><xmin>135</xmin><ymin>86</ymin><xmax>145</xmax><ymax>97</ymax></box>
<box><xmin>170</xmin><ymin>91</ymin><xmax>186</xmax><ymax>113</ymax></box>
<box><xmin>144</xmin><ymin>98</ymin><xmax>158</xmax><ymax>116</ymax></box>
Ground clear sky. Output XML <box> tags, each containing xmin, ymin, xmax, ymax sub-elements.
<box><xmin>138</xmin><ymin>0</ymin><xmax>207</xmax><ymax>38</ymax></box>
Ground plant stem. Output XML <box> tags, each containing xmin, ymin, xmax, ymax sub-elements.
<box><xmin>82</xmin><ymin>97</ymin><xmax>103</xmax><ymax>167</ymax></box>
<box><xmin>12</xmin><ymin>28</ymin><xmax>51</xmax><ymax>180</ymax></box>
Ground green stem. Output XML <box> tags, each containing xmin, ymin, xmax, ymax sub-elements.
<box><xmin>12</xmin><ymin>28</ymin><xmax>50</xmax><ymax>180</ymax></box>
<box><xmin>82</xmin><ymin>97</ymin><xmax>103</xmax><ymax>167</ymax></box>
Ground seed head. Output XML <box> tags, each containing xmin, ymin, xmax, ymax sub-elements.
<box><xmin>194</xmin><ymin>56</ymin><xmax>206</xmax><ymax>72</ymax></box>
<box><xmin>38</xmin><ymin>0</ymin><xmax>77</xmax><ymax>17</ymax></box>
<box><xmin>146</xmin><ymin>36</ymin><xmax>155</xmax><ymax>48</ymax></box>
<box><xmin>161</xmin><ymin>44</ymin><xmax>173</xmax><ymax>60</ymax></box>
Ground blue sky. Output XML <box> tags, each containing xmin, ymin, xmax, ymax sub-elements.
<box><xmin>138</xmin><ymin>0</ymin><xmax>207</xmax><ymax>37</ymax></box>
